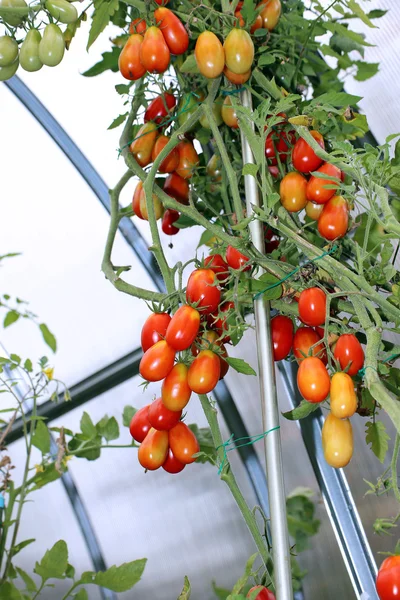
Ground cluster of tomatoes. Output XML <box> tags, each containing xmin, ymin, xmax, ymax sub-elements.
<box><xmin>271</xmin><ymin>286</ymin><xmax>365</xmax><ymax>469</ymax></box>
<box><xmin>0</xmin><ymin>0</ymin><xmax>78</xmax><ymax>79</ymax></box>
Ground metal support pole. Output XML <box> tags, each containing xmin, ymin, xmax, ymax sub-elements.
<box><xmin>240</xmin><ymin>89</ymin><xmax>293</xmax><ymax>600</ymax></box>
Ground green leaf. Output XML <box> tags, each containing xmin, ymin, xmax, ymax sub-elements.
<box><xmin>15</xmin><ymin>567</ymin><xmax>37</xmax><ymax>592</ymax></box>
<box><xmin>198</xmin><ymin>228</ymin><xmax>217</xmax><ymax>248</ymax></box>
<box><xmin>66</xmin><ymin>564</ymin><xmax>75</xmax><ymax>579</ymax></box>
<box><xmin>108</xmin><ymin>112</ymin><xmax>129</xmax><ymax>130</ymax></box>
<box><xmin>80</xmin><ymin>412</ymin><xmax>97</xmax><ymax>439</ymax></box>
<box><xmin>180</xmin><ymin>54</ymin><xmax>199</xmax><ymax>74</ymax></box>
<box><xmin>242</xmin><ymin>163</ymin><xmax>258</xmax><ymax>177</ymax></box>
<box><xmin>354</xmin><ymin>61</ymin><xmax>379</xmax><ymax>82</ymax></box>
<box><xmin>0</xmin><ymin>582</ymin><xmax>23</xmax><ymax>599</ymax></box>
<box><xmin>347</xmin><ymin>0</ymin><xmax>376</xmax><ymax>27</ymax></box>
<box><xmin>365</xmin><ymin>421</ymin><xmax>390</xmax><ymax>463</ymax></box>
<box><xmin>68</xmin><ymin>433</ymin><xmax>102</xmax><ymax>460</ymax></box>
<box><xmin>174</xmin><ymin>215</ymin><xmax>197</xmax><ymax>229</ymax></box>
<box><xmin>178</xmin><ymin>576</ymin><xmax>191</xmax><ymax>599</ymax></box>
<box><xmin>231</xmin><ymin>553</ymin><xmax>258</xmax><ymax>594</ymax></box>
<box><xmin>367</xmin><ymin>9</ymin><xmax>387</xmax><ymax>19</ymax></box>
<box><xmin>12</xmin><ymin>539</ymin><xmax>36</xmax><ymax>558</ymax></box>
<box><xmin>39</xmin><ymin>324</ymin><xmax>57</xmax><ymax>353</ymax></box>
<box><xmin>122</xmin><ymin>406</ymin><xmax>136</xmax><ymax>427</ymax></box>
<box><xmin>34</xmin><ymin>540</ymin><xmax>68</xmax><ymax>583</ymax></box>
<box><xmin>309</xmin><ymin>91</ymin><xmax>362</xmax><ymax>107</ymax></box>
<box><xmin>4</xmin><ymin>311</ymin><xmax>20</xmax><ymax>328</ymax></box>
<box><xmin>82</xmin><ymin>47</ymin><xmax>121</xmax><ymax>76</ymax></box>
<box><xmin>23</xmin><ymin>359</ymin><xmax>33</xmax><ymax>372</ymax></box>
<box><xmin>30</xmin><ymin>463</ymin><xmax>62</xmax><ymax>491</ymax></box>
<box><xmin>282</xmin><ymin>400</ymin><xmax>319</xmax><ymax>421</ymax></box>
<box><xmin>258</xmin><ymin>53</ymin><xmax>275</xmax><ymax>67</ymax></box>
<box><xmin>225</xmin><ymin>357</ymin><xmax>256</xmax><ymax>376</ymax></box>
<box><xmin>212</xmin><ymin>582</ymin><xmax>231</xmax><ymax>599</ymax></box>
<box><xmin>248</xmin><ymin>272</ymin><xmax>283</xmax><ymax>301</ymax></box>
<box><xmin>32</xmin><ymin>420</ymin><xmax>50</xmax><ymax>455</ymax></box>
<box><xmin>9</xmin><ymin>353</ymin><xmax>20</xmax><ymax>365</ymax></box>
<box><xmin>87</xmin><ymin>0</ymin><xmax>119</xmax><ymax>50</ymax></box>
<box><xmin>115</xmin><ymin>83</ymin><xmax>132</xmax><ymax>94</ymax></box>
<box><xmin>102</xmin><ymin>417</ymin><xmax>120</xmax><ymax>441</ymax></box>
<box><xmin>286</xmin><ymin>491</ymin><xmax>320</xmax><ymax>552</ymax></box>
<box><xmin>80</xmin><ymin>559</ymin><xmax>146</xmax><ymax>592</ymax></box>
<box><xmin>75</xmin><ymin>590</ymin><xmax>89</xmax><ymax>600</ymax></box>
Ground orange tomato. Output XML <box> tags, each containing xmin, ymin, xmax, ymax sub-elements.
<box><xmin>139</xmin><ymin>340</ymin><xmax>175</xmax><ymax>382</ymax></box>
<box><xmin>151</xmin><ymin>135</ymin><xmax>179</xmax><ymax>173</ymax></box>
<box><xmin>259</xmin><ymin>0</ymin><xmax>281</xmax><ymax>31</ymax></box>
<box><xmin>188</xmin><ymin>350</ymin><xmax>221</xmax><ymax>394</ymax></box>
<box><xmin>139</xmin><ymin>188</ymin><xmax>164</xmax><ymax>221</ymax></box>
<box><xmin>330</xmin><ymin>372</ymin><xmax>358</xmax><ymax>419</ymax></box>
<box><xmin>279</xmin><ymin>172</ymin><xmax>308</xmax><ymax>212</ymax></box>
<box><xmin>221</xmin><ymin>96</ymin><xmax>239</xmax><ymax>128</ymax></box>
<box><xmin>132</xmin><ymin>181</ymin><xmax>145</xmax><ymax>219</ymax></box>
<box><xmin>317</xmin><ymin>195</ymin><xmax>349</xmax><ymax>240</ymax></box>
<box><xmin>176</xmin><ymin>140</ymin><xmax>200</xmax><ymax>179</ymax></box>
<box><xmin>140</xmin><ymin>26</ymin><xmax>170</xmax><ymax>73</ymax></box>
<box><xmin>306</xmin><ymin>162</ymin><xmax>342</xmax><ymax>204</ymax></box>
<box><xmin>118</xmin><ymin>34</ymin><xmax>146</xmax><ymax>81</ymax></box>
<box><xmin>297</xmin><ymin>356</ymin><xmax>330</xmax><ymax>403</ymax></box>
<box><xmin>224</xmin><ymin>66</ymin><xmax>251</xmax><ymax>84</ymax></box>
<box><xmin>129</xmin><ymin>18</ymin><xmax>146</xmax><ymax>35</ymax></box>
<box><xmin>223</xmin><ymin>28</ymin><xmax>254</xmax><ymax>75</ymax></box>
<box><xmin>195</xmin><ymin>31</ymin><xmax>225</xmax><ymax>79</ymax></box>
<box><xmin>130</xmin><ymin>122</ymin><xmax>157</xmax><ymax>167</ymax></box>
<box><xmin>162</xmin><ymin>363</ymin><xmax>192</xmax><ymax>411</ymax></box>
<box><xmin>322</xmin><ymin>413</ymin><xmax>353</xmax><ymax>469</ymax></box>
<box><xmin>163</xmin><ymin>172</ymin><xmax>190</xmax><ymax>204</ymax></box>
<box><xmin>138</xmin><ymin>428</ymin><xmax>169</xmax><ymax>470</ymax></box>
<box><xmin>169</xmin><ymin>422</ymin><xmax>200</xmax><ymax>465</ymax></box>
<box><xmin>305</xmin><ymin>201</ymin><xmax>324</xmax><ymax>221</ymax></box>
<box><xmin>154</xmin><ymin>7</ymin><xmax>189</xmax><ymax>55</ymax></box>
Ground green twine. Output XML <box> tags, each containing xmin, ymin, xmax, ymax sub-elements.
<box><xmin>217</xmin><ymin>426</ymin><xmax>280</xmax><ymax>474</ymax></box>
<box><xmin>221</xmin><ymin>86</ymin><xmax>247</xmax><ymax>96</ymax></box>
<box><xmin>253</xmin><ymin>244</ymin><xmax>339</xmax><ymax>300</ymax></box>
<box><xmin>358</xmin><ymin>353</ymin><xmax>400</xmax><ymax>378</ymax></box>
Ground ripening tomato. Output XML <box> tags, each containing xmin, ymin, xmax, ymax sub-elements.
<box><xmin>130</xmin><ymin>122</ymin><xmax>158</xmax><ymax>167</ymax></box>
<box><xmin>140</xmin><ymin>26</ymin><xmax>170</xmax><ymax>73</ymax></box>
<box><xmin>234</xmin><ymin>3</ymin><xmax>263</xmax><ymax>32</ymax></box>
<box><xmin>292</xmin><ymin>130</ymin><xmax>324</xmax><ymax>173</ymax></box>
<box><xmin>224</xmin><ymin>28</ymin><xmax>254</xmax><ymax>75</ymax></box>
<box><xmin>141</xmin><ymin>311</ymin><xmax>171</xmax><ymax>352</ymax></box>
<box><xmin>297</xmin><ymin>356</ymin><xmax>330</xmax><ymax>403</ymax></box>
<box><xmin>169</xmin><ymin>422</ymin><xmax>200</xmax><ymax>464</ymax></box>
<box><xmin>259</xmin><ymin>0</ymin><xmax>281</xmax><ymax>30</ymax></box>
<box><xmin>162</xmin><ymin>448</ymin><xmax>186</xmax><ymax>474</ymax></box>
<box><xmin>376</xmin><ymin>555</ymin><xmax>400</xmax><ymax>600</ymax></box>
<box><xmin>306</xmin><ymin>162</ymin><xmax>342</xmax><ymax>204</ymax></box>
<box><xmin>162</xmin><ymin>209</ymin><xmax>180</xmax><ymax>235</ymax></box>
<box><xmin>322</xmin><ymin>413</ymin><xmax>353</xmax><ymax>469</ymax></box>
<box><xmin>298</xmin><ymin>287</ymin><xmax>326</xmax><ymax>327</ymax></box>
<box><xmin>139</xmin><ymin>189</ymin><xmax>164</xmax><ymax>221</ymax></box>
<box><xmin>204</xmin><ymin>254</ymin><xmax>229</xmax><ymax>283</ymax></box>
<box><xmin>144</xmin><ymin>91</ymin><xmax>176</xmax><ymax>125</ymax></box>
<box><xmin>138</xmin><ymin>428</ymin><xmax>169</xmax><ymax>470</ymax></box>
<box><xmin>139</xmin><ymin>340</ymin><xmax>175</xmax><ymax>382</ymax></box>
<box><xmin>38</xmin><ymin>24</ymin><xmax>65</xmax><ymax>67</ymax></box>
<box><xmin>305</xmin><ymin>201</ymin><xmax>324</xmax><ymax>221</ymax></box>
<box><xmin>192</xmin><ymin>329</ymin><xmax>220</xmax><ymax>355</ymax></box>
<box><xmin>176</xmin><ymin>140</ymin><xmax>200</xmax><ymax>180</ymax></box>
<box><xmin>131</xmin><ymin>182</ymin><xmax>143</xmax><ymax>218</ymax></box>
<box><xmin>333</xmin><ymin>333</ymin><xmax>364</xmax><ymax>376</ymax></box>
<box><xmin>154</xmin><ymin>7</ymin><xmax>189</xmax><ymax>55</ymax></box>
<box><xmin>188</xmin><ymin>350</ymin><xmax>221</xmax><ymax>394</ymax></box>
<box><xmin>247</xmin><ymin>586</ymin><xmax>275</xmax><ymax>600</ymax></box>
<box><xmin>129</xmin><ymin>405</ymin><xmax>151</xmax><ymax>442</ymax></box>
<box><xmin>265</xmin><ymin>130</ymin><xmax>295</xmax><ymax>165</ymax></box>
<box><xmin>163</xmin><ymin>172</ymin><xmax>189</xmax><ymax>204</ymax></box>
<box><xmin>148</xmin><ymin>397</ymin><xmax>182</xmax><ymax>431</ymax></box>
<box><xmin>151</xmin><ymin>135</ymin><xmax>179</xmax><ymax>173</ymax></box>
<box><xmin>206</xmin><ymin>154</ymin><xmax>222</xmax><ymax>182</ymax></box>
<box><xmin>318</xmin><ymin>195</ymin><xmax>349</xmax><ymax>241</ymax></box>
<box><xmin>195</xmin><ymin>31</ymin><xmax>225</xmax><ymax>79</ymax></box>
<box><xmin>162</xmin><ymin>363</ymin><xmax>192</xmax><ymax>411</ymax></box>
<box><xmin>271</xmin><ymin>315</ymin><xmax>293</xmax><ymax>361</ymax></box>
<box><xmin>279</xmin><ymin>172</ymin><xmax>308</xmax><ymax>212</ymax></box>
<box><xmin>221</xmin><ymin>96</ymin><xmax>239</xmax><ymax>129</ymax></box>
<box><xmin>224</xmin><ymin>66</ymin><xmax>251</xmax><ymax>84</ymax></box>
<box><xmin>119</xmin><ymin>34</ymin><xmax>146</xmax><ymax>81</ymax></box>
<box><xmin>186</xmin><ymin>269</ymin><xmax>221</xmax><ymax>315</ymax></box>
<box><xmin>129</xmin><ymin>18</ymin><xmax>146</xmax><ymax>34</ymax></box>
<box><xmin>166</xmin><ymin>305</ymin><xmax>201</xmax><ymax>351</ymax></box>
<box><xmin>226</xmin><ymin>245</ymin><xmax>250</xmax><ymax>271</ymax></box>
<box><xmin>330</xmin><ymin>372</ymin><xmax>357</xmax><ymax>419</ymax></box>
<box><xmin>293</xmin><ymin>326</ymin><xmax>326</xmax><ymax>364</ymax></box>
<box><xmin>268</xmin><ymin>165</ymin><xmax>279</xmax><ymax>178</ymax></box>
<box><xmin>199</xmin><ymin>97</ymin><xmax>223</xmax><ymax>129</ymax></box>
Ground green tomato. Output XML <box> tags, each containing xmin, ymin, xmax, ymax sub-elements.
<box><xmin>0</xmin><ymin>35</ymin><xmax>18</xmax><ymax>67</ymax></box>
<box><xmin>0</xmin><ymin>0</ymin><xmax>27</xmax><ymax>27</ymax></box>
<box><xmin>177</xmin><ymin>92</ymin><xmax>205</xmax><ymax>131</ymax></box>
<box><xmin>199</xmin><ymin>96</ymin><xmax>223</xmax><ymax>129</ymax></box>
<box><xmin>20</xmin><ymin>29</ymin><xmax>43</xmax><ymax>72</ymax></box>
<box><xmin>39</xmin><ymin>24</ymin><xmax>65</xmax><ymax>67</ymax></box>
<box><xmin>0</xmin><ymin>56</ymin><xmax>19</xmax><ymax>81</ymax></box>
<box><xmin>45</xmin><ymin>0</ymin><xmax>77</xmax><ymax>24</ymax></box>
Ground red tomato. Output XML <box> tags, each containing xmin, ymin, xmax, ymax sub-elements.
<box><xmin>293</xmin><ymin>326</ymin><xmax>327</xmax><ymax>364</ymax></box>
<box><xmin>376</xmin><ymin>555</ymin><xmax>400</xmax><ymax>600</ymax></box>
<box><xmin>154</xmin><ymin>7</ymin><xmax>189</xmax><ymax>55</ymax></box>
<box><xmin>163</xmin><ymin>172</ymin><xmax>189</xmax><ymax>204</ymax></box>
<box><xmin>138</xmin><ymin>428</ymin><xmax>169</xmax><ymax>470</ymax></box>
<box><xmin>118</xmin><ymin>34</ymin><xmax>146</xmax><ymax>81</ymax></box>
<box><xmin>247</xmin><ymin>586</ymin><xmax>275</xmax><ymax>600</ymax></box>
<box><xmin>169</xmin><ymin>422</ymin><xmax>200</xmax><ymax>464</ymax></box>
<box><xmin>141</xmin><ymin>312</ymin><xmax>171</xmax><ymax>352</ymax></box>
<box><xmin>186</xmin><ymin>269</ymin><xmax>221</xmax><ymax>315</ymax></box>
<box><xmin>140</xmin><ymin>26</ymin><xmax>170</xmax><ymax>74</ymax></box>
<box><xmin>132</xmin><ymin>181</ymin><xmax>145</xmax><ymax>219</ymax></box>
<box><xmin>234</xmin><ymin>4</ymin><xmax>263</xmax><ymax>32</ymax></box>
<box><xmin>204</xmin><ymin>254</ymin><xmax>229</xmax><ymax>283</ymax></box>
<box><xmin>221</xmin><ymin>96</ymin><xmax>239</xmax><ymax>129</ymax></box>
<box><xmin>191</xmin><ymin>329</ymin><xmax>220</xmax><ymax>355</ymax></box>
<box><xmin>298</xmin><ymin>287</ymin><xmax>326</xmax><ymax>327</ymax></box>
<box><xmin>223</xmin><ymin>28</ymin><xmax>254</xmax><ymax>75</ymax></box>
<box><xmin>226</xmin><ymin>245</ymin><xmax>250</xmax><ymax>271</ymax></box>
<box><xmin>176</xmin><ymin>140</ymin><xmax>200</xmax><ymax>180</ymax></box>
<box><xmin>151</xmin><ymin>135</ymin><xmax>179</xmax><ymax>173</ymax></box>
<box><xmin>318</xmin><ymin>195</ymin><xmax>349</xmax><ymax>241</ymax></box>
<box><xmin>305</xmin><ymin>201</ymin><xmax>324</xmax><ymax>221</ymax></box>
<box><xmin>219</xmin><ymin>345</ymin><xmax>229</xmax><ymax>379</ymax></box>
<box><xmin>195</xmin><ymin>31</ymin><xmax>225</xmax><ymax>79</ymax></box>
<box><xmin>292</xmin><ymin>130</ymin><xmax>325</xmax><ymax>173</ymax></box>
<box><xmin>166</xmin><ymin>305</ymin><xmax>201</xmax><ymax>351</ymax></box>
<box><xmin>130</xmin><ymin>122</ymin><xmax>158</xmax><ymax>167</ymax></box>
<box><xmin>297</xmin><ymin>356</ymin><xmax>330</xmax><ymax>403</ymax></box>
<box><xmin>259</xmin><ymin>0</ymin><xmax>281</xmax><ymax>30</ymax></box>
<box><xmin>271</xmin><ymin>315</ymin><xmax>293</xmax><ymax>361</ymax></box>
<box><xmin>139</xmin><ymin>340</ymin><xmax>175</xmax><ymax>382</ymax></box>
<box><xmin>268</xmin><ymin>165</ymin><xmax>280</xmax><ymax>178</ymax></box>
<box><xmin>265</xmin><ymin>130</ymin><xmax>295</xmax><ymax>165</ymax></box>
<box><xmin>144</xmin><ymin>91</ymin><xmax>176</xmax><ymax>126</ymax></box>
<box><xmin>162</xmin><ymin>209</ymin><xmax>180</xmax><ymax>235</ymax></box>
<box><xmin>162</xmin><ymin>363</ymin><xmax>192</xmax><ymax>411</ymax></box>
<box><xmin>129</xmin><ymin>18</ymin><xmax>146</xmax><ymax>35</ymax></box>
<box><xmin>224</xmin><ymin>66</ymin><xmax>251</xmax><ymax>84</ymax></box>
<box><xmin>333</xmin><ymin>333</ymin><xmax>364</xmax><ymax>376</ymax></box>
<box><xmin>188</xmin><ymin>350</ymin><xmax>221</xmax><ymax>394</ymax></box>
<box><xmin>148</xmin><ymin>397</ymin><xmax>182</xmax><ymax>431</ymax></box>
<box><xmin>162</xmin><ymin>448</ymin><xmax>186</xmax><ymax>474</ymax></box>
<box><xmin>154</xmin><ymin>0</ymin><xmax>169</xmax><ymax>4</ymax></box>
<box><xmin>279</xmin><ymin>172</ymin><xmax>308</xmax><ymax>212</ymax></box>
<box><xmin>306</xmin><ymin>162</ymin><xmax>342</xmax><ymax>204</ymax></box>
<box><xmin>129</xmin><ymin>405</ymin><xmax>151</xmax><ymax>442</ymax></box>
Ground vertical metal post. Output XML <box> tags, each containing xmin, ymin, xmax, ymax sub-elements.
<box><xmin>240</xmin><ymin>89</ymin><xmax>293</xmax><ymax>600</ymax></box>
